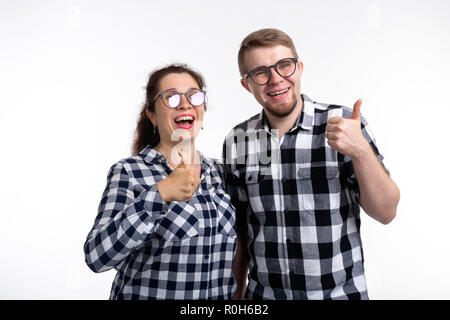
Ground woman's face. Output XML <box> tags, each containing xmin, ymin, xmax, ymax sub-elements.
<box><xmin>147</xmin><ymin>72</ymin><xmax>205</xmax><ymax>146</ymax></box>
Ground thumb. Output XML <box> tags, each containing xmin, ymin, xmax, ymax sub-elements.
<box><xmin>351</xmin><ymin>99</ymin><xmax>362</xmax><ymax>120</ymax></box>
<box><xmin>177</xmin><ymin>151</ymin><xmax>187</xmax><ymax>169</ymax></box>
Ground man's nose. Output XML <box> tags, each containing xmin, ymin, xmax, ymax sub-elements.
<box><xmin>267</xmin><ymin>67</ymin><xmax>283</xmax><ymax>85</ymax></box>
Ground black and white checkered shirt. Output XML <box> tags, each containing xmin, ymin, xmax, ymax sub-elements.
<box><xmin>84</xmin><ymin>145</ymin><xmax>237</xmax><ymax>299</ymax></box>
<box><xmin>222</xmin><ymin>94</ymin><xmax>385</xmax><ymax>300</ymax></box>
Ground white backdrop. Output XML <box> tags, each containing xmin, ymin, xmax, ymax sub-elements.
<box><xmin>1</xmin><ymin>0</ymin><xmax>449</xmax><ymax>299</ymax></box>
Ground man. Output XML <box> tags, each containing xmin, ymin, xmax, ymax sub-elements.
<box><xmin>223</xmin><ymin>28</ymin><xmax>400</xmax><ymax>300</ymax></box>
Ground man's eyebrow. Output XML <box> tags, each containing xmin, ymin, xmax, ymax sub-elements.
<box><xmin>248</xmin><ymin>64</ymin><xmax>267</xmax><ymax>72</ymax></box>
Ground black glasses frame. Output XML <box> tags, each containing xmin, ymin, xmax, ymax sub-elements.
<box><xmin>153</xmin><ymin>88</ymin><xmax>206</xmax><ymax>109</ymax></box>
<box><xmin>245</xmin><ymin>58</ymin><xmax>298</xmax><ymax>85</ymax></box>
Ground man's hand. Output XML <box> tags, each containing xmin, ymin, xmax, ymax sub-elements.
<box><xmin>325</xmin><ymin>99</ymin><xmax>370</xmax><ymax>159</ymax></box>
<box><xmin>156</xmin><ymin>154</ymin><xmax>201</xmax><ymax>203</ymax></box>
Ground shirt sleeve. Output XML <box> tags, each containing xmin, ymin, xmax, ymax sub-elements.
<box><xmin>222</xmin><ymin>138</ymin><xmax>249</xmax><ymax>234</ymax></box>
<box><xmin>83</xmin><ymin>162</ymin><xmax>169</xmax><ymax>273</ymax></box>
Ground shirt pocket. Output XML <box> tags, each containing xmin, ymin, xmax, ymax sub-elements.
<box><xmin>298</xmin><ymin>166</ymin><xmax>342</xmax><ymax>214</ymax></box>
<box><xmin>209</xmin><ymin>189</ymin><xmax>237</xmax><ymax>239</ymax></box>
<box><xmin>244</xmin><ymin>168</ymin><xmax>276</xmax><ymax>216</ymax></box>
<box><xmin>154</xmin><ymin>201</ymin><xmax>200</xmax><ymax>242</ymax></box>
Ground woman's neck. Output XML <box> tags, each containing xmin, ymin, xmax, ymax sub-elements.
<box><xmin>155</xmin><ymin>140</ymin><xmax>200</xmax><ymax>168</ymax></box>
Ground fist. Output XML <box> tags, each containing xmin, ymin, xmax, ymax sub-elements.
<box><xmin>156</xmin><ymin>155</ymin><xmax>201</xmax><ymax>203</ymax></box>
<box><xmin>325</xmin><ymin>99</ymin><xmax>369</xmax><ymax>158</ymax></box>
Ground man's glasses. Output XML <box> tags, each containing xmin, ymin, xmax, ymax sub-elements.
<box><xmin>154</xmin><ymin>88</ymin><xmax>206</xmax><ymax>109</ymax></box>
<box><xmin>245</xmin><ymin>58</ymin><xmax>298</xmax><ymax>85</ymax></box>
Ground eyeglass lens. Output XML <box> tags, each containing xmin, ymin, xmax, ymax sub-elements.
<box><xmin>162</xmin><ymin>90</ymin><xmax>205</xmax><ymax>108</ymax></box>
<box><xmin>250</xmin><ymin>58</ymin><xmax>296</xmax><ymax>85</ymax></box>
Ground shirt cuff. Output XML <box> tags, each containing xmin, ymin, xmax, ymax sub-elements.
<box><xmin>142</xmin><ymin>184</ymin><xmax>170</xmax><ymax>218</ymax></box>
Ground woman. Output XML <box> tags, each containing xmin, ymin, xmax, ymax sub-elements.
<box><xmin>84</xmin><ymin>64</ymin><xmax>237</xmax><ymax>299</ymax></box>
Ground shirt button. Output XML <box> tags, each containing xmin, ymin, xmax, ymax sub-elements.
<box><xmin>204</xmin><ymin>255</ymin><xmax>209</xmax><ymax>260</ymax></box>
<box><xmin>286</xmin><ymin>239</ymin><xmax>292</xmax><ymax>244</ymax></box>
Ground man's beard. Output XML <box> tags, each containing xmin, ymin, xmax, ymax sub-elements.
<box><xmin>264</xmin><ymin>95</ymin><xmax>298</xmax><ymax>118</ymax></box>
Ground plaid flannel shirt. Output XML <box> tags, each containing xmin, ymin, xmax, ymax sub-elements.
<box><xmin>84</xmin><ymin>145</ymin><xmax>237</xmax><ymax>299</ymax></box>
<box><xmin>223</xmin><ymin>94</ymin><xmax>386</xmax><ymax>300</ymax></box>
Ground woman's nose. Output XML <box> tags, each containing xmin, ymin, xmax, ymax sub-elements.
<box><xmin>177</xmin><ymin>94</ymin><xmax>192</xmax><ymax>110</ymax></box>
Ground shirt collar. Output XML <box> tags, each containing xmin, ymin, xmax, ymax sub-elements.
<box><xmin>299</xmin><ymin>94</ymin><xmax>315</xmax><ymax>131</ymax></box>
<box><xmin>257</xmin><ymin>93</ymin><xmax>315</xmax><ymax>133</ymax></box>
<box><xmin>139</xmin><ymin>145</ymin><xmax>211</xmax><ymax>176</ymax></box>
<box><xmin>140</xmin><ymin>145</ymin><xmax>164</xmax><ymax>165</ymax></box>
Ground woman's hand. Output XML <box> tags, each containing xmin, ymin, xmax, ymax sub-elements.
<box><xmin>156</xmin><ymin>157</ymin><xmax>201</xmax><ymax>203</ymax></box>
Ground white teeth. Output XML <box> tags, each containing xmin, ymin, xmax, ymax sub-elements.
<box><xmin>175</xmin><ymin>116</ymin><xmax>194</xmax><ymax>122</ymax></box>
<box><xmin>268</xmin><ymin>89</ymin><xmax>288</xmax><ymax>96</ymax></box>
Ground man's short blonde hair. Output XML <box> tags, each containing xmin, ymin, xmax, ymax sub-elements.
<box><xmin>238</xmin><ymin>28</ymin><xmax>299</xmax><ymax>77</ymax></box>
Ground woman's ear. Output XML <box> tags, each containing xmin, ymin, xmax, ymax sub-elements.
<box><xmin>145</xmin><ymin>109</ymin><xmax>156</xmax><ymax>126</ymax></box>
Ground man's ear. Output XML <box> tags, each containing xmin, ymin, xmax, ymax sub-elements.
<box><xmin>240</xmin><ymin>78</ymin><xmax>252</xmax><ymax>93</ymax></box>
<box><xmin>297</xmin><ymin>60</ymin><xmax>304</xmax><ymax>77</ymax></box>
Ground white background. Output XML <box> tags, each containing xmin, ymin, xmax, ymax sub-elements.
<box><xmin>1</xmin><ymin>0</ymin><xmax>449</xmax><ymax>299</ymax></box>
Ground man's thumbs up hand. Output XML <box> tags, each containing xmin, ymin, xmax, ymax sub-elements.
<box><xmin>351</xmin><ymin>99</ymin><xmax>362</xmax><ymax>120</ymax></box>
<box><xmin>325</xmin><ymin>98</ymin><xmax>369</xmax><ymax>159</ymax></box>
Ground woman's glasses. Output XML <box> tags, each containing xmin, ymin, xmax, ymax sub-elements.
<box><xmin>154</xmin><ymin>88</ymin><xmax>206</xmax><ymax>108</ymax></box>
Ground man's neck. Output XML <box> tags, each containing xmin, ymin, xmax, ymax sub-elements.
<box><xmin>264</xmin><ymin>98</ymin><xmax>303</xmax><ymax>137</ymax></box>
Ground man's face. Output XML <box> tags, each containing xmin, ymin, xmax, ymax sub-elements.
<box><xmin>241</xmin><ymin>45</ymin><xmax>303</xmax><ymax>118</ymax></box>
